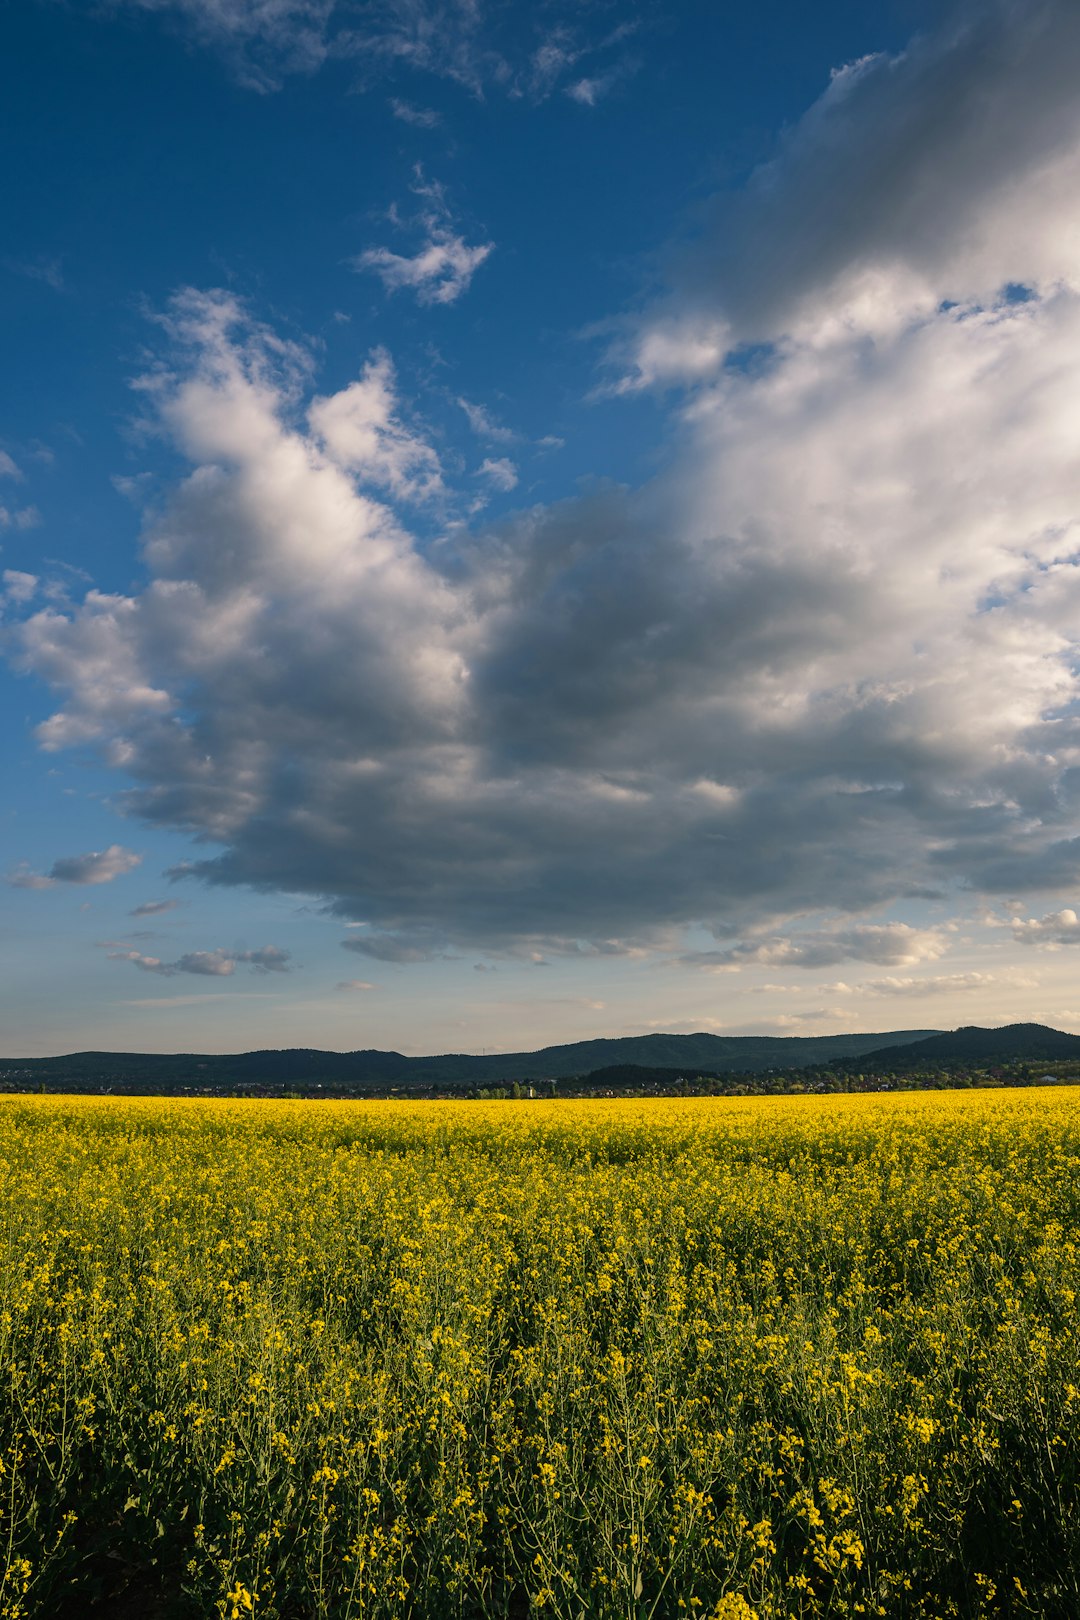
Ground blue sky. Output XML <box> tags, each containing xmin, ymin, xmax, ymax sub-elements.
<box><xmin>7</xmin><ymin>0</ymin><xmax>1080</xmax><ymax>1057</ymax></box>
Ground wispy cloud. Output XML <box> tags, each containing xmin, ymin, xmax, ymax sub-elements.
<box><xmin>389</xmin><ymin>98</ymin><xmax>440</xmax><ymax>128</ymax></box>
<box><xmin>457</xmin><ymin>397</ymin><xmax>515</xmax><ymax>443</ymax></box>
<box><xmin>356</xmin><ymin>172</ymin><xmax>492</xmax><ymax>306</ymax></box>
<box><xmin>681</xmin><ymin>926</ymin><xmax>949</xmax><ymax>973</ymax></box>
<box><xmin>475</xmin><ymin>456</ymin><xmax>518</xmax><ymax>492</ymax></box>
<box><xmin>1</xmin><ymin>254</ymin><xmax>63</xmax><ymax>290</ymax></box>
<box><xmin>110</xmin><ymin>944</ymin><xmax>291</xmax><ymax>976</ymax></box>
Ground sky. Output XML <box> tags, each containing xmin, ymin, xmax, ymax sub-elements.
<box><xmin>6</xmin><ymin>0</ymin><xmax>1080</xmax><ymax>1057</ymax></box>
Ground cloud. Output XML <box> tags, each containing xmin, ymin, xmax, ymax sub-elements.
<box><xmin>0</xmin><ymin>452</ymin><xmax>21</xmax><ymax>480</ymax></box>
<box><xmin>110</xmin><ymin>0</ymin><xmax>637</xmax><ymax>101</ymax></box>
<box><xmin>476</xmin><ymin>456</ymin><xmax>517</xmax><ymax>492</ymax></box>
<box><xmin>0</xmin><ymin>507</ymin><xmax>42</xmax><ymax>532</ymax></box>
<box><xmin>2</xmin><ymin>570</ymin><xmax>38</xmax><ymax>606</ymax></box>
<box><xmin>617</xmin><ymin>0</ymin><xmax>1080</xmax><ymax>386</ymax></box>
<box><xmin>335</xmin><ymin>978</ymin><xmax>377</xmax><ymax>990</ymax></box>
<box><xmin>356</xmin><ymin>173</ymin><xmax>492</xmax><ymax>306</ymax></box>
<box><xmin>859</xmin><ymin>972</ymin><xmax>1016</xmax><ymax>996</ymax></box>
<box><xmin>389</xmin><ymin>98</ymin><xmax>440</xmax><ymax>128</ymax></box>
<box><xmin>1010</xmin><ymin>908</ymin><xmax>1080</xmax><ymax>946</ymax></box>
<box><xmin>565</xmin><ymin>59</ymin><xmax>636</xmax><ymax>107</ymax></box>
<box><xmin>49</xmin><ymin>846</ymin><xmax>143</xmax><ymax>885</ymax></box>
<box><xmin>8</xmin><ymin>844</ymin><xmax>142</xmax><ymax>889</ymax></box>
<box><xmin>114</xmin><ymin>0</ymin><xmax>336</xmax><ymax>91</ymax></box>
<box><xmin>13</xmin><ymin>4</ymin><xmax>1080</xmax><ymax>964</ymax></box>
<box><xmin>308</xmin><ymin>349</ymin><xmax>443</xmax><ymax>500</ymax></box>
<box><xmin>130</xmin><ymin>898</ymin><xmax>181</xmax><ymax>916</ymax></box>
<box><xmin>342</xmin><ymin>933</ymin><xmax>443</xmax><ymax>964</ymax></box>
<box><xmin>683</xmin><ymin>924</ymin><xmax>948</xmax><ymax>972</ymax></box>
<box><xmin>457</xmin><ymin>397</ymin><xmax>515</xmax><ymax>443</ymax></box>
<box><xmin>110</xmin><ymin>943</ymin><xmax>291</xmax><ymax>976</ymax></box>
<box><xmin>1</xmin><ymin>255</ymin><xmax>63</xmax><ymax>291</ymax></box>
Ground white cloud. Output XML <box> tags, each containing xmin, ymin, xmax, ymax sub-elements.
<box><xmin>308</xmin><ymin>350</ymin><xmax>443</xmax><ymax>501</ymax></box>
<box><xmin>476</xmin><ymin>456</ymin><xmax>518</xmax><ymax>492</ymax></box>
<box><xmin>0</xmin><ymin>452</ymin><xmax>21</xmax><ymax>480</ymax></box>
<box><xmin>860</xmin><ymin>972</ymin><xmax>1013</xmax><ymax>997</ymax></box>
<box><xmin>358</xmin><ymin>216</ymin><xmax>492</xmax><ymax>307</ymax></box>
<box><xmin>457</xmin><ymin>397</ymin><xmax>515</xmax><ymax>443</ymax></box>
<box><xmin>13</xmin><ymin>4</ymin><xmax>1080</xmax><ymax>965</ymax></box>
<box><xmin>335</xmin><ymin>978</ymin><xmax>377</xmax><ymax>991</ymax></box>
<box><xmin>356</xmin><ymin>169</ymin><xmax>492</xmax><ymax>307</ymax></box>
<box><xmin>2</xmin><ymin>570</ymin><xmax>38</xmax><ymax>605</ymax></box>
<box><xmin>8</xmin><ymin>844</ymin><xmax>143</xmax><ymax>889</ymax></box>
<box><xmin>683</xmin><ymin>924</ymin><xmax>948</xmax><ymax>972</ymax></box>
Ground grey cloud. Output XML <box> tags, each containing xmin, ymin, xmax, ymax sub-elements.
<box><xmin>131</xmin><ymin>899</ymin><xmax>181</xmax><ymax>916</ymax></box>
<box><xmin>110</xmin><ymin>944</ymin><xmax>291</xmax><ymax>976</ymax></box>
<box><xmin>8</xmin><ymin>845</ymin><xmax>142</xmax><ymax>889</ymax></box>
<box><xmin>1011</xmin><ymin>908</ymin><xmax>1080</xmax><ymax>946</ymax></box>
<box><xmin>341</xmin><ymin>934</ymin><xmax>444</xmax><ymax>964</ymax></box>
<box><xmin>619</xmin><ymin>0</ymin><xmax>1080</xmax><ymax>385</ymax></box>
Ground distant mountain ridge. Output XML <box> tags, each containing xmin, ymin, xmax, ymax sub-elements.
<box><xmin>0</xmin><ymin>1028</ymin><xmax>943</xmax><ymax>1090</ymax></box>
<box><xmin>849</xmin><ymin>1022</ymin><xmax>1080</xmax><ymax>1070</ymax></box>
<box><xmin>7</xmin><ymin>1024</ymin><xmax>1076</xmax><ymax>1093</ymax></box>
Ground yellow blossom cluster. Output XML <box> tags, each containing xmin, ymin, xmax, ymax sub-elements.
<box><xmin>0</xmin><ymin>1089</ymin><xmax>1077</xmax><ymax>1617</ymax></box>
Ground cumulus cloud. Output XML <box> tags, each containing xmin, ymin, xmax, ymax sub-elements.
<box><xmin>110</xmin><ymin>943</ymin><xmax>291</xmax><ymax>976</ymax></box>
<box><xmin>356</xmin><ymin>171</ymin><xmax>492</xmax><ymax>306</ymax></box>
<box><xmin>617</xmin><ymin>0</ymin><xmax>1080</xmax><ymax>387</ymax></box>
<box><xmin>8</xmin><ymin>845</ymin><xmax>142</xmax><ymax>889</ymax></box>
<box><xmin>1010</xmin><ymin>908</ymin><xmax>1080</xmax><ymax>946</ymax></box>
<box><xmin>12</xmin><ymin>3</ymin><xmax>1080</xmax><ymax>965</ymax></box>
<box><xmin>308</xmin><ymin>350</ymin><xmax>443</xmax><ymax>501</ymax></box>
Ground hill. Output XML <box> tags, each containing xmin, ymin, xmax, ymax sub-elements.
<box><xmin>0</xmin><ymin>1028</ymin><xmax>940</xmax><ymax>1093</ymax></box>
<box><xmin>858</xmin><ymin>1023</ymin><xmax>1080</xmax><ymax>1070</ymax></box>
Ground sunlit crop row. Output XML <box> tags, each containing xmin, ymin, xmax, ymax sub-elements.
<box><xmin>0</xmin><ymin>1091</ymin><xmax>1078</xmax><ymax>1617</ymax></box>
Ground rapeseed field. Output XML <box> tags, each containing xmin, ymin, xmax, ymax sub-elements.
<box><xmin>0</xmin><ymin>1091</ymin><xmax>1077</xmax><ymax>1619</ymax></box>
